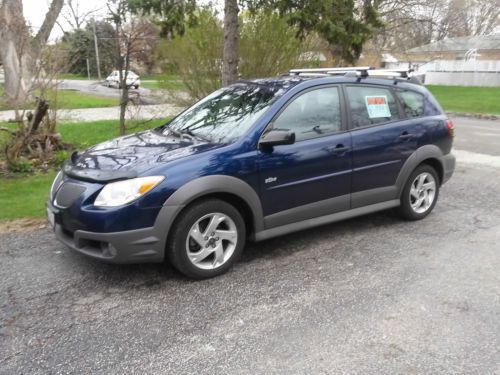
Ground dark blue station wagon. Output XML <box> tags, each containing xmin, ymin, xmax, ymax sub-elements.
<box><xmin>46</xmin><ymin>67</ymin><xmax>455</xmax><ymax>279</ymax></box>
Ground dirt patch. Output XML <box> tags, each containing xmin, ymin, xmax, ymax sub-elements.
<box><xmin>0</xmin><ymin>218</ymin><xmax>48</xmax><ymax>234</ymax></box>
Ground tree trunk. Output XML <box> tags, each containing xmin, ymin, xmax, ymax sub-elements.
<box><xmin>5</xmin><ymin>98</ymin><xmax>63</xmax><ymax>166</ymax></box>
<box><xmin>118</xmin><ymin>41</ymin><xmax>131</xmax><ymax>136</ymax></box>
<box><xmin>0</xmin><ymin>0</ymin><xmax>30</xmax><ymax>105</ymax></box>
<box><xmin>0</xmin><ymin>0</ymin><xmax>63</xmax><ymax>104</ymax></box>
<box><xmin>0</xmin><ymin>38</ymin><xmax>29</xmax><ymax>105</ymax></box>
<box><xmin>222</xmin><ymin>0</ymin><xmax>239</xmax><ymax>86</ymax></box>
<box><xmin>119</xmin><ymin>82</ymin><xmax>128</xmax><ymax>136</ymax></box>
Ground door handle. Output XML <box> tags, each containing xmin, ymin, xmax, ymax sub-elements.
<box><xmin>329</xmin><ymin>144</ymin><xmax>350</xmax><ymax>154</ymax></box>
<box><xmin>399</xmin><ymin>132</ymin><xmax>415</xmax><ymax>141</ymax></box>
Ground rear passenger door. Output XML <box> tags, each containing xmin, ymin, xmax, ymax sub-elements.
<box><xmin>346</xmin><ymin>85</ymin><xmax>420</xmax><ymax>208</ymax></box>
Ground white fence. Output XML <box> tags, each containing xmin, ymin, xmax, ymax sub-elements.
<box><xmin>386</xmin><ymin>59</ymin><xmax>500</xmax><ymax>73</ymax></box>
<box><xmin>386</xmin><ymin>60</ymin><xmax>500</xmax><ymax>86</ymax></box>
<box><xmin>419</xmin><ymin>60</ymin><xmax>500</xmax><ymax>73</ymax></box>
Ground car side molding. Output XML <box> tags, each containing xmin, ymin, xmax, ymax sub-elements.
<box><xmin>254</xmin><ymin>199</ymin><xmax>400</xmax><ymax>241</ymax></box>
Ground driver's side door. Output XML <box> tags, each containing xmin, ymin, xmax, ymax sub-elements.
<box><xmin>258</xmin><ymin>86</ymin><xmax>352</xmax><ymax>229</ymax></box>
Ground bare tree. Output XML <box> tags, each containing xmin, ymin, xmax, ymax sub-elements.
<box><xmin>373</xmin><ymin>0</ymin><xmax>500</xmax><ymax>53</ymax></box>
<box><xmin>0</xmin><ymin>43</ymin><xmax>70</xmax><ymax>170</ymax></box>
<box><xmin>440</xmin><ymin>0</ymin><xmax>500</xmax><ymax>38</ymax></box>
<box><xmin>60</xmin><ymin>0</ymin><xmax>101</xmax><ymax>30</ymax></box>
<box><xmin>0</xmin><ymin>0</ymin><xmax>64</xmax><ymax>105</ymax></box>
<box><xmin>108</xmin><ymin>0</ymin><xmax>158</xmax><ymax>135</ymax></box>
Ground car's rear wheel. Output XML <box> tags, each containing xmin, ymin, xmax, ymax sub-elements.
<box><xmin>399</xmin><ymin>164</ymin><xmax>439</xmax><ymax>220</ymax></box>
<box><xmin>167</xmin><ymin>199</ymin><xmax>246</xmax><ymax>279</ymax></box>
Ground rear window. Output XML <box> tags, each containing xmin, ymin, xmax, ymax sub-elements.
<box><xmin>398</xmin><ymin>90</ymin><xmax>425</xmax><ymax>118</ymax></box>
<box><xmin>346</xmin><ymin>86</ymin><xmax>400</xmax><ymax>128</ymax></box>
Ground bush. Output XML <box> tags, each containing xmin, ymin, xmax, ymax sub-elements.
<box><xmin>161</xmin><ymin>9</ymin><xmax>223</xmax><ymax>101</ymax></box>
<box><xmin>158</xmin><ymin>9</ymin><xmax>319</xmax><ymax>100</ymax></box>
<box><xmin>53</xmin><ymin>150</ymin><xmax>69</xmax><ymax>167</ymax></box>
<box><xmin>8</xmin><ymin>159</ymin><xmax>34</xmax><ymax>173</ymax></box>
<box><xmin>239</xmin><ymin>11</ymin><xmax>317</xmax><ymax>79</ymax></box>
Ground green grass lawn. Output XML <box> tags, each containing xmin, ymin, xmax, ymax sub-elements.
<box><xmin>47</xmin><ymin>90</ymin><xmax>118</xmax><ymax>109</ymax></box>
<box><xmin>59</xmin><ymin>118</ymin><xmax>166</xmax><ymax>148</ymax></box>
<box><xmin>0</xmin><ymin>87</ymin><xmax>118</xmax><ymax>110</ymax></box>
<box><xmin>140</xmin><ymin>74</ymin><xmax>179</xmax><ymax>81</ymax></box>
<box><xmin>0</xmin><ymin>118</ymin><xmax>167</xmax><ymax>221</ymax></box>
<box><xmin>0</xmin><ymin>172</ymin><xmax>57</xmax><ymax>221</ymax></box>
<box><xmin>426</xmin><ymin>85</ymin><xmax>500</xmax><ymax>115</ymax></box>
<box><xmin>140</xmin><ymin>74</ymin><xmax>187</xmax><ymax>91</ymax></box>
<box><xmin>142</xmin><ymin>80</ymin><xmax>187</xmax><ymax>91</ymax></box>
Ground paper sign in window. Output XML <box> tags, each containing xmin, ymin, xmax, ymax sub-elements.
<box><xmin>365</xmin><ymin>96</ymin><xmax>391</xmax><ymax>118</ymax></box>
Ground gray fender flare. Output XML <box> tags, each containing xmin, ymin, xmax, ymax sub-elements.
<box><xmin>152</xmin><ymin>175</ymin><xmax>264</xmax><ymax>252</ymax></box>
<box><xmin>395</xmin><ymin>144</ymin><xmax>444</xmax><ymax>197</ymax></box>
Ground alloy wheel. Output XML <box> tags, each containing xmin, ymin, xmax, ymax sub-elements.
<box><xmin>409</xmin><ymin>172</ymin><xmax>436</xmax><ymax>214</ymax></box>
<box><xmin>185</xmin><ymin>212</ymin><xmax>238</xmax><ymax>270</ymax></box>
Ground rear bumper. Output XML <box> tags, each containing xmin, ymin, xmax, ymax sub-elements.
<box><xmin>441</xmin><ymin>152</ymin><xmax>456</xmax><ymax>184</ymax></box>
<box><xmin>46</xmin><ymin>200</ymin><xmax>171</xmax><ymax>263</ymax></box>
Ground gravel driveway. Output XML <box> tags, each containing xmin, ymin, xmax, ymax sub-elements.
<box><xmin>1</xmin><ymin>119</ymin><xmax>500</xmax><ymax>374</ymax></box>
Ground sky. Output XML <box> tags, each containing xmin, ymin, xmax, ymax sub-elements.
<box><xmin>22</xmin><ymin>0</ymin><xmax>221</xmax><ymax>41</ymax></box>
<box><xmin>23</xmin><ymin>0</ymin><xmax>109</xmax><ymax>40</ymax></box>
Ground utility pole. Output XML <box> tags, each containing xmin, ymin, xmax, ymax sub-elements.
<box><xmin>92</xmin><ymin>19</ymin><xmax>102</xmax><ymax>80</ymax></box>
<box><xmin>86</xmin><ymin>58</ymin><xmax>90</xmax><ymax>80</ymax></box>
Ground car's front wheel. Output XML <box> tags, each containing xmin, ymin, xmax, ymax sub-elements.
<box><xmin>399</xmin><ymin>164</ymin><xmax>440</xmax><ymax>220</ymax></box>
<box><xmin>167</xmin><ymin>199</ymin><xmax>246</xmax><ymax>279</ymax></box>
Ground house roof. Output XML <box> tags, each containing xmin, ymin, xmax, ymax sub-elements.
<box><xmin>408</xmin><ymin>35</ymin><xmax>500</xmax><ymax>53</ymax></box>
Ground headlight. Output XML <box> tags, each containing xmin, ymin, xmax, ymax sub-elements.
<box><xmin>94</xmin><ymin>176</ymin><xmax>164</xmax><ymax>207</ymax></box>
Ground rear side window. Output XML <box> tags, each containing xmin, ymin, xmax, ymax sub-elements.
<box><xmin>399</xmin><ymin>90</ymin><xmax>425</xmax><ymax>118</ymax></box>
<box><xmin>273</xmin><ymin>87</ymin><xmax>341</xmax><ymax>142</ymax></box>
<box><xmin>346</xmin><ymin>86</ymin><xmax>400</xmax><ymax>128</ymax></box>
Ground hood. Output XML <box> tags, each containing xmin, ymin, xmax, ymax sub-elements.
<box><xmin>63</xmin><ymin>129</ymin><xmax>222</xmax><ymax>182</ymax></box>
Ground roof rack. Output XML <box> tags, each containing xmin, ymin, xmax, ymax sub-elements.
<box><xmin>289</xmin><ymin>67</ymin><xmax>414</xmax><ymax>80</ymax></box>
<box><xmin>290</xmin><ymin>67</ymin><xmax>371</xmax><ymax>75</ymax></box>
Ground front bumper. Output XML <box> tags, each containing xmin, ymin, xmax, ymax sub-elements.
<box><xmin>46</xmin><ymin>200</ymin><xmax>166</xmax><ymax>263</ymax></box>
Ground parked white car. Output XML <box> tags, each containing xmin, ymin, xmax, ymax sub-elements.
<box><xmin>105</xmin><ymin>70</ymin><xmax>141</xmax><ymax>89</ymax></box>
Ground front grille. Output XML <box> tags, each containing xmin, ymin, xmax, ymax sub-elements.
<box><xmin>54</xmin><ymin>182</ymin><xmax>86</xmax><ymax>208</ymax></box>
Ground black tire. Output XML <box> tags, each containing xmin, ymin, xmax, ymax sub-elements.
<box><xmin>166</xmin><ymin>199</ymin><xmax>246</xmax><ymax>279</ymax></box>
<box><xmin>398</xmin><ymin>164</ymin><xmax>440</xmax><ymax>221</ymax></box>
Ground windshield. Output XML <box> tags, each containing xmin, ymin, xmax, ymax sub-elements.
<box><xmin>166</xmin><ymin>83</ymin><xmax>282</xmax><ymax>143</ymax></box>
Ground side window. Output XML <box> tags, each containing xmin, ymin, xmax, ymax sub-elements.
<box><xmin>346</xmin><ymin>86</ymin><xmax>400</xmax><ymax>128</ymax></box>
<box><xmin>399</xmin><ymin>90</ymin><xmax>425</xmax><ymax>118</ymax></box>
<box><xmin>272</xmin><ymin>87</ymin><xmax>341</xmax><ymax>142</ymax></box>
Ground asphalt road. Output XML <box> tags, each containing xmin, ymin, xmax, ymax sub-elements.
<box><xmin>1</xmin><ymin>118</ymin><xmax>500</xmax><ymax>374</ymax></box>
<box><xmin>451</xmin><ymin>115</ymin><xmax>500</xmax><ymax>156</ymax></box>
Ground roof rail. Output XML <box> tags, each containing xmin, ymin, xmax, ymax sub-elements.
<box><xmin>289</xmin><ymin>67</ymin><xmax>415</xmax><ymax>80</ymax></box>
<box><xmin>289</xmin><ymin>67</ymin><xmax>372</xmax><ymax>75</ymax></box>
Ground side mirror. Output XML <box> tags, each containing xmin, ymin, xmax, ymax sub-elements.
<box><xmin>259</xmin><ymin>129</ymin><xmax>295</xmax><ymax>149</ymax></box>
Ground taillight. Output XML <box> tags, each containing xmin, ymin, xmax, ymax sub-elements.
<box><xmin>445</xmin><ymin>119</ymin><xmax>454</xmax><ymax>137</ymax></box>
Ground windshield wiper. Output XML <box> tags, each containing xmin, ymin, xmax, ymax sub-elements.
<box><xmin>167</xmin><ymin>127</ymin><xmax>212</xmax><ymax>143</ymax></box>
<box><xmin>180</xmin><ymin>128</ymin><xmax>213</xmax><ymax>143</ymax></box>
<box><xmin>165</xmin><ymin>127</ymin><xmax>182</xmax><ymax>138</ymax></box>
